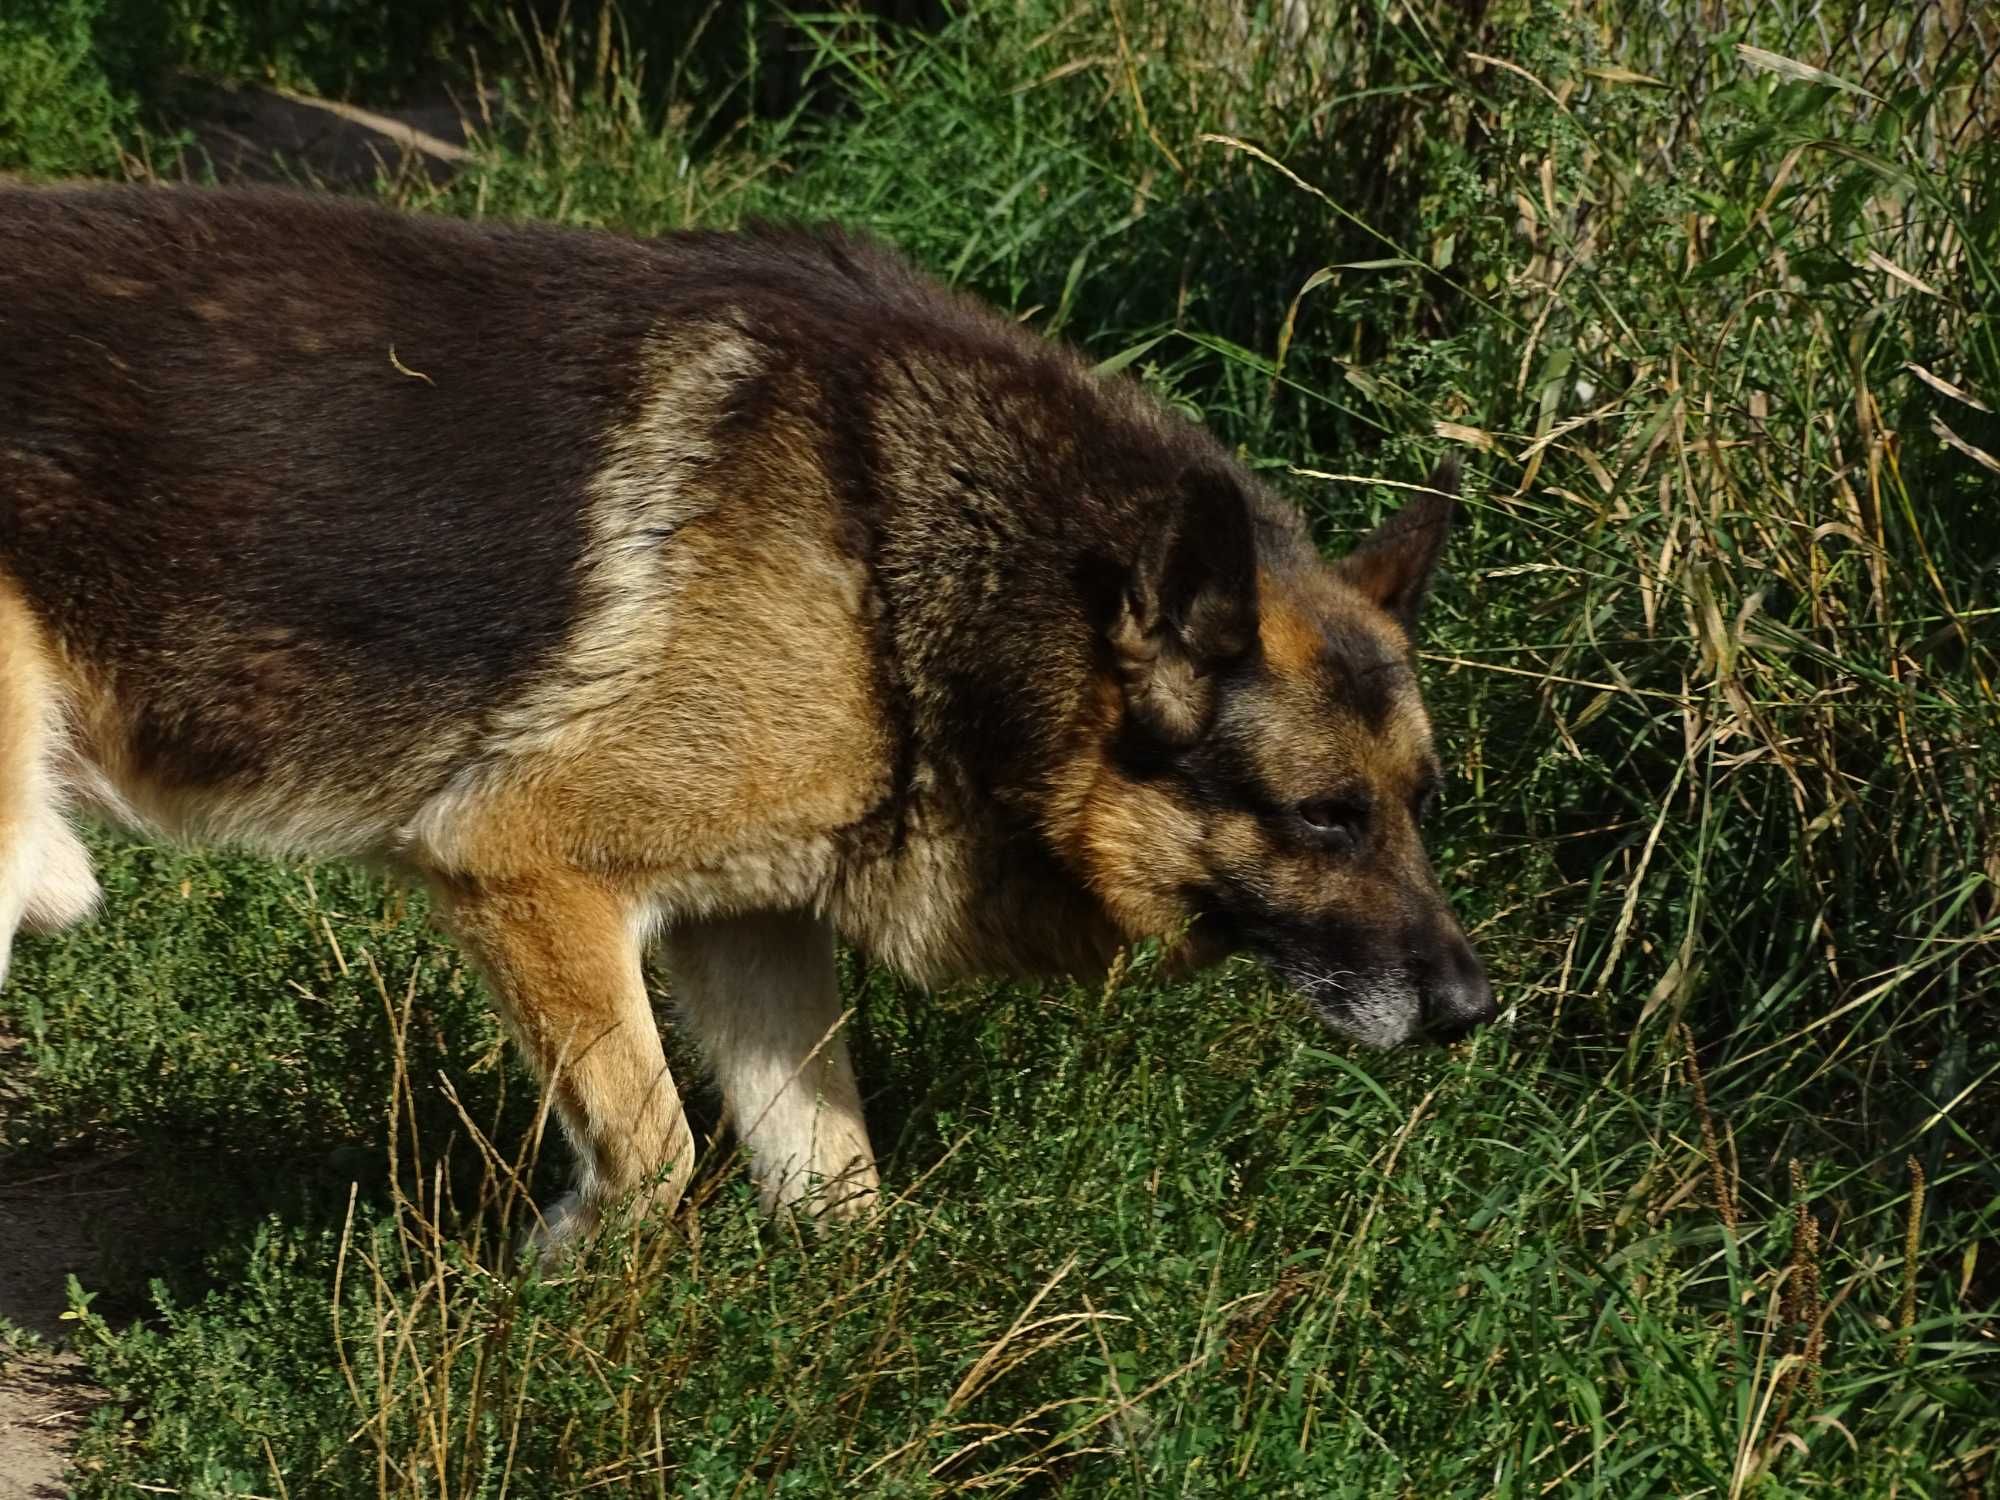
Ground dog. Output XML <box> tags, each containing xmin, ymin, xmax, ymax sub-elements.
<box><xmin>0</xmin><ymin>185</ymin><xmax>1492</xmax><ymax>1248</ymax></box>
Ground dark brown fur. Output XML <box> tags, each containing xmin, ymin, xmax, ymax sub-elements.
<box><xmin>0</xmin><ymin>186</ymin><xmax>1490</xmax><ymax>1245</ymax></box>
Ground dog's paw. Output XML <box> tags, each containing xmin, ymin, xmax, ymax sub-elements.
<box><xmin>517</xmin><ymin>1191</ymin><xmax>598</xmax><ymax>1268</ymax></box>
<box><xmin>810</xmin><ymin>1172</ymin><xmax>881</xmax><ymax>1224</ymax></box>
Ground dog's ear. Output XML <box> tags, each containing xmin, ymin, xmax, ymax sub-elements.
<box><xmin>1333</xmin><ymin>457</ymin><xmax>1460</xmax><ymax>633</ymax></box>
<box><xmin>1104</xmin><ymin>465</ymin><xmax>1258</xmax><ymax>747</ymax></box>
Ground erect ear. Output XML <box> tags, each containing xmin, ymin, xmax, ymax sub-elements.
<box><xmin>1105</xmin><ymin>464</ymin><xmax>1258</xmax><ymax>748</ymax></box>
<box><xmin>1332</xmin><ymin>457</ymin><xmax>1461</xmax><ymax>633</ymax></box>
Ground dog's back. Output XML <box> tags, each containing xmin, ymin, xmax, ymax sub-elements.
<box><xmin>0</xmin><ymin>188</ymin><xmax>946</xmax><ymax>855</ymax></box>
<box><xmin>5</xmin><ymin>192</ymin><xmax>635</xmax><ymax>833</ymax></box>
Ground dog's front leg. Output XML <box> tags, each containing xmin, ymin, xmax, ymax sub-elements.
<box><xmin>430</xmin><ymin>869</ymin><xmax>694</xmax><ymax>1252</ymax></box>
<box><xmin>664</xmin><ymin>910</ymin><xmax>879</xmax><ymax>1219</ymax></box>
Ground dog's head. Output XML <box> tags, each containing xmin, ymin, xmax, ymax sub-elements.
<box><xmin>1061</xmin><ymin>458</ymin><xmax>1493</xmax><ymax>1047</ymax></box>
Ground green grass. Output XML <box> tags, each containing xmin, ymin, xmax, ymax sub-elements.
<box><xmin>2</xmin><ymin>1</ymin><xmax>1996</xmax><ymax>1495</ymax></box>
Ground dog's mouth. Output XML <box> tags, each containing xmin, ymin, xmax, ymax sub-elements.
<box><xmin>1188</xmin><ymin>888</ymin><xmax>1441</xmax><ymax>1049</ymax></box>
<box><xmin>1204</xmin><ymin>903</ymin><xmax>1421</xmax><ymax>1049</ymax></box>
<box><xmin>1268</xmin><ymin>957</ymin><xmax>1423</xmax><ymax>1049</ymax></box>
<box><xmin>1158</xmin><ymin>892</ymin><xmax>1243</xmax><ymax>976</ymax></box>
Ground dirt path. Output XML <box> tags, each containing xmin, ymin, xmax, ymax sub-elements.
<box><xmin>2</xmin><ymin>1011</ymin><xmax>145</xmax><ymax>1500</ymax></box>
<box><xmin>1</xmin><ymin>1149</ymin><xmax>146</xmax><ymax>1499</ymax></box>
<box><xmin>179</xmin><ymin>81</ymin><xmax>476</xmax><ymax>189</ymax></box>
<box><xmin>0</xmin><ymin>1345</ymin><xmax>96</xmax><ymax>1499</ymax></box>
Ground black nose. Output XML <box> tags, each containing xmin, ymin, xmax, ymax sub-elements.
<box><xmin>1422</xmin><ymin>940</ymin><xmax>1496</xmax><ymax>1042</ymax></box>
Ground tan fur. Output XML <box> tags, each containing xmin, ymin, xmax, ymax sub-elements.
<box><xmin>407</xmin><ymin>336</ymin><xmax>891</xmax><ymax>915</ymax></box>
<box><xmin>427</xmin><ymin>865</ymin><xmax>694</xmax><ymax>1247</ymax></box>
<box><xmin>1074</xmin><ymin>774</ymin><xmax>1211</xmax><ymax>945</ymax></box>
<box><xmin>1045</xmin><ymin>676</ymin><xmax>1208</xmax><ymax>944</ymax></box>
<box><xmin>86</xmin><ymin>274</ymin><xmax>147</xmax><ymax>299</ymax></box>
<box><xmin>0</xmin><ymin>585</ymin><xmax>99</xmax><ymax>976</ymax></box>
<box><xmin>377</xmin><ymin>338</ymin><xmax>898</xmax><ymax>1241</ymax></box>
<box><xmin>1258</xmin><ymin>586</ymin><xmax>1325</xmax><ymax>677</ymax></box>
<box><xmin>43</xmin><ymin>603</ymin><xmax>473</xmax><ymax>858</ymax></box>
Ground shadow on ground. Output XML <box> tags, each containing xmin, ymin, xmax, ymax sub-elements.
<box><xmin>0</xmin><ymin>1148</ymin><xmax>146</xmax><ymax>1500</ymax></box>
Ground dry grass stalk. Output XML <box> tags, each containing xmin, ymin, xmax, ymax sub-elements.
<box><xmin>1772</xmin><ymin>1157</ymin><xmax>1825</xmax><ymax>1430</ymax></box>
<box><xmin>1681</xmin><ymin>1023</ymin><xmax>1736</xmax><ymax>1232</ymax></box>
<box><xmin>1897</xmin><ymin>1154</ymin><xmax>1927</xmax><ymax>1362</ymax></box>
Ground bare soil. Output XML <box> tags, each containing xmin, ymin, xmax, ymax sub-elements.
<box><xmin>0</xmin><ymin>1171</ymin><xmax>132</xmax><ymax>1500</ymax></box>
<box><xmin>176</xmin><ymin>80</ymin><xmax>476</xmax><ymax>190</ymax></box>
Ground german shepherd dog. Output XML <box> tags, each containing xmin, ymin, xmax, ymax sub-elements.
<box><xmin>0</xmin><ymin>186</ymin><xmax>1492</xmax><ymax>1248</ymax></box>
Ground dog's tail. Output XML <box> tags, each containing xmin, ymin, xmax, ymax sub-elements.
<box><xmin>1424</xmin><ymin>453</ymin><xmax>1462</xmax><ymax>505</ymax></box>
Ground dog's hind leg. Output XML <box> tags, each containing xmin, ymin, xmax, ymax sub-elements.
<box><xmin>664</xmin><ymin>910</ymin><xmax>879</xmax><ymax>1220</ymax></box>
<box><xmin>0</xmin><ymin>582</ymin><xmax>99</xmax><ymax>990</ymax></box>
<box><xmin>428</xmin><ymin>868</ymin><xmax>695</xmax><ymax>1252</ymax></box>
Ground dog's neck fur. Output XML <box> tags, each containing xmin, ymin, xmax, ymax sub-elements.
<box><xmin>816</xmin><ymin>345</ymin><xmax>1265</xmax><ymax>982</ymax></box>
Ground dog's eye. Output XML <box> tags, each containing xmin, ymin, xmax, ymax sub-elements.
<box><xmin>1295</xmin><ymin>796</ymin><xmax>1369</xmax><ymax>851</ymax></box>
